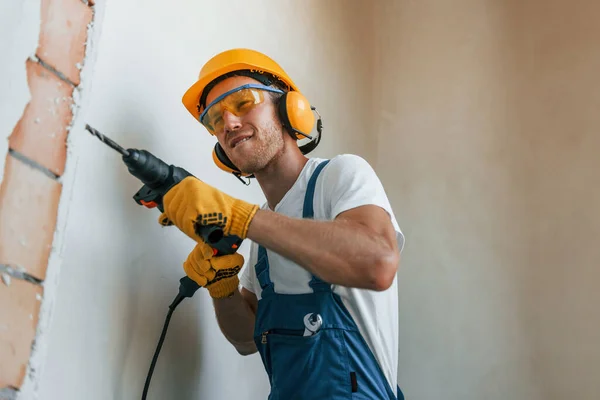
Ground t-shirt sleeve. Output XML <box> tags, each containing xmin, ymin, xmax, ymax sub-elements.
<box><xmin>321</xmin><ymin>154</ymin><xmax>405</xmax><ymax>252</ymax></box>
<box><xmin>239</xmin><ymin>240</ymin><xmax>259</xmax><ymax>293</ymax></box>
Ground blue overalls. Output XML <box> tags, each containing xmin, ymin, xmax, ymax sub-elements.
<box><xmin>252</xmin><ymin>160</ymin><xmax>405</xmax><ymax>400</ymax></box>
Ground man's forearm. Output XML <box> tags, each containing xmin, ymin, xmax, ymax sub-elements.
<box><xmin>212</xmin><ymin>289</ymin><xmax>257</xmax><ymax>355</ymax></box>
<box><xmin>246</xmin><ymin>208</ymin><xmax>400</xmax><ymax>291</ymax></box>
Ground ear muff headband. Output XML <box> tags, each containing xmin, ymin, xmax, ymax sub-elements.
<box><xmin>199</xmin><ymin>70</ymin><xmax>278</xmax><ymax>112</ymax></box>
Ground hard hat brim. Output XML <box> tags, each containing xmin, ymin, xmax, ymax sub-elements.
<box><xmin>182</xmin><ymin>60</ymin><xmax>299</xmax><ymax>122</ymax></box>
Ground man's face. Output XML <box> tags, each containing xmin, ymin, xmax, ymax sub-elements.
<box><xmin>204</xmin><ymin>76</ymin><xmax>286</xmax><ymax>174</ymax></box>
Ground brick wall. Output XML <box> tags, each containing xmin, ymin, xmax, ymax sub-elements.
<box><xmin>0</xmin><ymin>0</ymin><xmax>95</xmax><ymax>394</ymax></box>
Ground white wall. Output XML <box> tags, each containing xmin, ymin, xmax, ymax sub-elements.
<box><xmin>37</xmin><ymin>1</ymin><xmax>600</xmax><ymax>399</ymax></box>
<box><xmin>0</xmin><ymin>0</ymin><xmax>41</xmax><ymax>186</ymax></box>
<box><xmin>36</xmin><ymin>1</ymin><xmax>374</xmax><ymax>399</ymax></box>
<box><xmin>373</xmin><ymin>1</ymin><xmax>600</xmax><ymax>399</ymax></box>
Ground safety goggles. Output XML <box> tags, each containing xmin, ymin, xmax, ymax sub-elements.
<box><xmin>199</xmin><ymin>84</ymin><xmax>284</xmax><ymax>135</ymax></box>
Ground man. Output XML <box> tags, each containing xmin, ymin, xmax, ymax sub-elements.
<box><xmin>159</xmin><ymin>48</ymin><xmax>405</xmax><ymax>399</ymax></box>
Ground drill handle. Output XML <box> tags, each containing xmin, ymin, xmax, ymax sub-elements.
<box><xmin>132</xmin><ymin>164</ymin><xmax>191</xmax><ymax>211</ymax></box>
<box><xmin>133</xmin><ymin>184</ymin><xmax>167</xmax><ymax>211</ymax></box>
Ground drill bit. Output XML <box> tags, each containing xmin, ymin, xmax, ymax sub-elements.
<box><xmin>85</xmin><ymin>124</ymin><xmax>130</xmax><ymax>157</ymax></box>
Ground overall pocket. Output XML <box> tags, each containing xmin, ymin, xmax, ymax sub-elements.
<box><xmin>265</xmin><ymin>328</ymin><xmax>353</xmax><ymax>400</ymax></box>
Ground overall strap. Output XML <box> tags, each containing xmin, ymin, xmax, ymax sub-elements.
<box><xmin>302</xmin><ymin>160</ymin><xmax>330</xmax><ymax>219</ymax></box>
<box><xmin>255</xmin><ymin>245</ymin><xmax>275</xmax><ymax>297</ymax></box>
<box><xmin>303</xmin><ymin>160</ymin><xmax>331</xmax><ymax>293</ymax></box>
<box><xmin>254</xmin><ymin>159</ymin><xmax>332</xmax><ymax>297</ymax></box>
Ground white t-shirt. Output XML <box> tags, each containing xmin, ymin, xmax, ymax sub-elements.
<box><xmin>239</xmin><ymin>154</ymin><xmax>405</xmax><ymax>393</ymax></box>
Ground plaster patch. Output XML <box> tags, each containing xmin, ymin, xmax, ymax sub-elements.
<box><xmin>17</xmin><ymin>3</ymin><xmax>106</xmax><ymax>398</ymax></box>
<box><xmin>0</xmin><ymin>0</ymin><xmax>42</xmax><ymax>187</ymax></box>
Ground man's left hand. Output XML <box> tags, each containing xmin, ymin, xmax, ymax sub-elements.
<box><xmin>158</xmin><ymin>176</ymin><xmax>259</xmax><ymax>242</ymax></box>
<box><xmin>183</xmin><ymin>241</ymin><xmax>245</xmax><ymax>299</ymax></box>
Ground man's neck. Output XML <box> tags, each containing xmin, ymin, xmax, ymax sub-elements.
<box><xmin>255</xmin><ymin>147</ymin><xmax>308</xmax><ymax>210</ymax></box>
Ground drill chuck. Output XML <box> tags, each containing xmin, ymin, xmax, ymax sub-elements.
<box><xmin>122</xmin><ymin>149</ymin><xmax>172</xmax><ymax>189</ymax></box>
<box><xmin>123</xmin><ymin>148</ymin><xmax>192</xmax><ymax>211</ymax></box>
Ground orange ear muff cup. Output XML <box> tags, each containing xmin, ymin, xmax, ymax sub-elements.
<box><xmin>278</xmin><ymin>92</ymin><xmax>315</xmax><ymax>139</ymax></box>
<box><xmin>213</xmin><ymin>143</ymin><xmax>241</xmax><ymax>174</ymax></box>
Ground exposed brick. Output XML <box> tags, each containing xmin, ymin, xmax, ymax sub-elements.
<box><xmin>0</xmin><ymin>155</ymin><xmax>62</xmax><ymax>281</ymax></box>
<box><xmin>9</xmin><ymin>60</ymin><xmax>73</xmax><ymax>177</ymax></box>
<box><xmin>0</xmin><ymin>278</ymin><xmax>43</xmax><ymax>389</ymax></box>
<box><xmin>37</xmin><ymin>0</ymin><xmax>93</xmax><ymax>85</ymax></box>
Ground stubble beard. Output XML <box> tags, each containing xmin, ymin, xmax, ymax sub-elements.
<box><xmin>233</xmin><ymin>120</ymin><xmax>286</xmax><ymax>175</ymax></box>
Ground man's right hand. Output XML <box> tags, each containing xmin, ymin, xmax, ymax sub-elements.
<box><xmin>183</xmin><ymin>241</ymin><xmax>244</xmax><ymax>299</ymax></box>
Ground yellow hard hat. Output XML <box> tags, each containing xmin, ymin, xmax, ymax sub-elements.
<box><xmin>182</xmin><ymin>48</ymin><xmax>301</xmax><ymax>122</ymax></box>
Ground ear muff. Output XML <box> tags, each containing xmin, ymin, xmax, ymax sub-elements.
<box><xmin>277</xmin><ymin>91</ymin><xmax>315</xmax><ymax>140</ymax></box>
<box><xmin>212</xmin><ymin>143</ymin><xmax>253</xmax><ymax>178</ymax></box>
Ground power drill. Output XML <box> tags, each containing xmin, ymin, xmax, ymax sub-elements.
<box><xmin>85</xmin><ymin>124</ymin><xmax>242</xmax><ymax>255</ymax></box>
<box><xmin>84</xmin><ymin>124</ymin><xmax>243</xmax><ymax>399</ymax></box>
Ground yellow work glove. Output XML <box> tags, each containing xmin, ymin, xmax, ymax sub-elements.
<box><xmin>159</xmin><ymin>176</ymin><xmax>259</xmax><ymax>242</ymax></box>
<box><xmin>183</xmin><ymin>241</ymin><xmax>245</xmax><ymax>298</ymax></box>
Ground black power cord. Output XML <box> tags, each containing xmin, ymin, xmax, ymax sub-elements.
<box><xmin>141</xmin><ymin>276</ymin><xmax>200</xmax><ymax>400</ymax></box>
